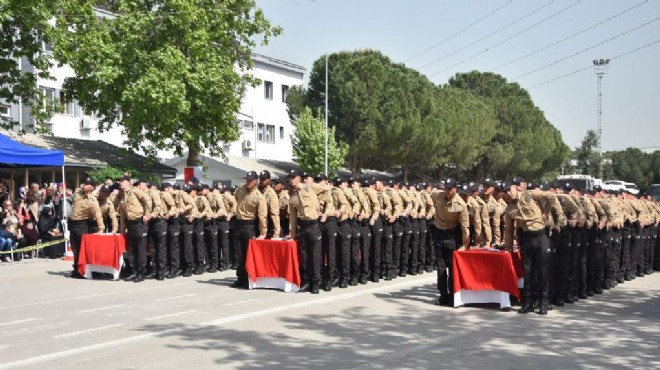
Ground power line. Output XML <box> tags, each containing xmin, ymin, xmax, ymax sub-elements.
<box><xmin>513</xmin><ymin>16</ymin><xmax>659</xmax><ymax>81</ymax></box>
<box><xmin>428</xmin><ymin>0</ymin><xmax>582</xmax><ymax>78</ymax></box>
<box><xmin>404</xmin><ymin>0</ymin><xmax>513</xmax><ymax>63</ymax></box>
<box><xmin>417</xmin><ymin>0</ymin><xmax>555</xmax><ymax>70</ymax></box>
<box><xmin>493</xmin><ymin>0</ymin><xmax>648</xmax><ymax>71</ymax></box>
<box><xmin>526</xmin><ymin>38</ymin><xmax>660</xmax><ymax>89</ymax></box>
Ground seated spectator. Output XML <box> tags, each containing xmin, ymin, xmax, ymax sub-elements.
<box><xmin>38</xmin><ymin>205</ymin><xmax>64</xmax><ymax>258</ymax></box>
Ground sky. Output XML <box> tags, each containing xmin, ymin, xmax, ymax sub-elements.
<box><xmin>254</xmin><ymin>0</ymin><xmax>660</xmax><ymax>152</ymax></box>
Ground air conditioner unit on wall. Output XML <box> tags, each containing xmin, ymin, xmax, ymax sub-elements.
<box><xmin>242</xmin><ymin>140</ymin><xmax>253</xmax><ymax>151</ymax></box>
<box><xmin>80</xmin><ymin>118</ymin><xmax>94</xmax><ymax>129</ymax></box>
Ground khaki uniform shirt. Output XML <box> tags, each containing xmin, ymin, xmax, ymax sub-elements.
<box><xmin>161</xmin><ymin>191</ymin><xmax>177</xmax><ymax>218</ymax></box>
<box><xmin>261</xmin><ymin>185</ymin><xmax>281</xmax><ymax>236</ymax></box>
<box><xmin>70</xmin><ymin>189</ymin><xmax>104</xmax><ymax>231</ymax></box>
<box><xmin>332</xmin><ymin>188</ymin><xmax>351</xmax><ymax>222</ymax></box>
<box><xmin>277</xmin><ymin>190</ymin><xmax>290</xmax><ymax>219</ymax></box>
<box><xmin>430</xmin><ymin>191</ymin><xmax>470</xmax><ymax>246</ymax></box>
<box><xmin>99</xmin><ymin>198</ymin><xmax>118</xmax><ymax>233</ymax></box>
<box><xmin>147</xmin><ymin>189</ymin><xmax>164</xmax><ymax>219</ymax></box>
<box><xmin>235</xmin><ymin>184</ymin><xmax>267</xmax><ymax>235</ymax></box>
<box><xmin>398</xmin><ymin>189</ymin><xmax>413</xmax><ymax>216</ymax></box>
<box><xmin>342</xmin><ymin>187</ymin><xmax>360</xmax><ymax>218</ymax></box>
<box><xmin>222</xmin><ymin>192</ymin><xmax>238</xmax><ymax>215</ymax></box>
<box><xmin>385</xmin><ymin>188</ymin><xmax>403</xmax><ymax>218</ymax></box>
<box><xmin>378</xmin><ymin>190</ymin><xmax>393</xmax><ymax>218</ymax></box>
<box><xmin>289</xmin><ymin>183</ymin><xmax>325</xmax><ymax>238</ymax></box>
<box><xmin>474</xmin><ymin>195</ymin><xmax>491</xmax><ymax>245</ymax></box>
<box><xmin>503</xmin><ymin>192</ymin><xmax>545</xmax><ymax>247</ymax></box>
<box><xmin>363</xmin><ymin>187</ymin><xmax>381</xmax><ymax>223</ymax></box>
<box><xmin>556</xmin><ymin>194</ymin><xmax>580</xmax><ymax>226</ymax></box>
<box><xmin>422</xmin><ymin>190</ymin><xmax>435</xmax><ymax>220</ymax></box>
<box><xmin>483</xmin><ymin>194</ymin><xmax>502</xmax><ymax>244</ymax></box>
<box><xmin>118</xmin><ymin>188</ymin><xmax>152</xmax><ymax>232</ymax></box>
<box><xmin>211</xmin><ymin>191</ymin><xmax>228</xmax><ymax>218</ymax></box>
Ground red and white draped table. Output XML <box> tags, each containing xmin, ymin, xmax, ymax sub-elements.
<box><xmin>452</xmin><ymin>250</ymin><xmax>523</xmax><ymax>309</ymax></box>
<box><xmin>78</xmin><ymin>234</ymin><xmax>128</xmax><ymax>280</ymax></box>
<box><xmin>245</xmin><ymin>239</ymin><xmax>301</xmax><ymax>293</ymax></box>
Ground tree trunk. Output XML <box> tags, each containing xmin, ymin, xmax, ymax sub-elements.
<box><xmin>186</xmin><ymin>144</ymin><xmax>200</xmax><ymax>167</ymax></box>
<box><xmin>403</xmin><ymin>167</ymin><xmax>409</xmax><ymax>183</ymax></box>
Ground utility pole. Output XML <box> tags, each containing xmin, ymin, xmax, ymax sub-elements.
<box><xmin>324</xmin><ymin>54</ymin><xmax>329</xmax><ymax>176</ymax></box>
<box><xmin>593</xmin><ymin>58</ymin><xmax>610</xmax><ymax>179</ymax></box>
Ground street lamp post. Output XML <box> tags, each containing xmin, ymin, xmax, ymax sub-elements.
<box><xmin>593</xmin><ymin>58</ymin><xmax>610</xmax><ymax>180</ymax></box>
<box><xmin>324</xmin><ymin>54</ymin><xmax>328</xmax><ymax>176</ymax></box>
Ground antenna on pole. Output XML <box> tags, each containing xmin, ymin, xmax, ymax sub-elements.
<box><xmin>593</xmin><ymin>58</ymin><xmax>610</xmax><ymax>180</ymax></box>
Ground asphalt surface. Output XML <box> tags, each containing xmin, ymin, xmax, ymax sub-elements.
<box><xmin>1</xmin><ymin>258</ymin><xmax>659</xmax><ymax>370</ymax></box>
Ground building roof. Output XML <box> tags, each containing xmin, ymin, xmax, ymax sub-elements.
<box><xmin>253</xmin><ymin>53</ymin><xmax>306</xmax><ymax>74</ymax></box>
<box><xmin>3</xmin><ymin>132</ymin><xmax>176</xmax><ymax>176</ymax></box>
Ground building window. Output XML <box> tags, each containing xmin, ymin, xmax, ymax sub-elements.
<box><xmin>43</xmin><ymin>40</ymin><xmax>53</xmax><ymax>53</ymax></box>
<box><xmin>40</xmin><ymin>87</ymin><xmax>56</xmax><ymax>109</ymax></box>
<box><xmin>279</xmin><ymin>126</ymin><xmax>284</xmax><ymax>140</ymax></box>
<box><xmin>60</xmin><ymin>91</ymin><xmax>75</xmax><ymax>115</ymax></box>
<box><xmin>281</xmin><ymin>85</ymin><xmax>289</xmax><ymax>103</ymax></box>
<box><xmin>240</xmin><ymin>120</ymin><xmax>254</xmax><ymax>130</ymax></box>
<box><xmin>257</xmin><ymin>123</ymin><xmax>264</xmax><ymax>142</ymax></box>
<box><xmin>266</xmin><ymin>125</ymin><xmax>275</xmax><ymax>144</ymax></box>
<box><xmin>0</xmin><ymin>104</ymin><xmax>10</xmax><ymax>117</ymax></box>
<box><xmin>264</xmin><ymin>81</ymin><xmax>273</xmax><ymax>100</ymax></box>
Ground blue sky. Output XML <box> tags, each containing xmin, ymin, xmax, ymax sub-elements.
<box><xmin>255</xmin><ymin>0</ymin><xmax>660</xmax><ymax>152</ymax></box>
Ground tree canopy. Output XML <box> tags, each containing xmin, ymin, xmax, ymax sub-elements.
<box><xmin>290</xmin><ymin>107</ymin><xmax>347</xmax><ymax>177</ymax></box>
<box><xmin>53</xmin><ymin>0</ymin><xmax>280</xmax><ymax>165</ymax></box>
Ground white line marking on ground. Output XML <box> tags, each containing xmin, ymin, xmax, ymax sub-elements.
<box><xmin>0</xmin><ymin>282</ymin><xmax>195</xmax><ymax>310</ymax></box>
<box><xmin>0</xmin><ymin>318</ymin><xmax>40</xmax><ymax>327</ymax></box>
<box><xmin>144</xmin><ymin>310</ymin><xmax>199</xmax><ymax>321</ymax></box>
<box><xmin>154</xmin><ymin>293</ymin><xmax>197</xmax><ymax>302</ymax></box>
<box><xmin>0</xmin><ymin>276</ymin><xmax>435</xmax><ymax>369</ymax></box>
<box><xmin>53</xmin><ymin>324</ymin><xmax>126</xmax><ymax>339</ymax></box>
<box><xmin>223</xmin><ymin>298</ymin><xmax>260</xmax><ymax>306</ymax></box>
<box><xmin>75</xmin><ymin>305</ymin><xmax>126</xmax><ymax>314</ymax></box>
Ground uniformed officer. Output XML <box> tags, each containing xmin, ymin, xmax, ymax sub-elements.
<box><xmin>361</xmin><ymin>178</ymin><xmax>381</xmax><ymax>283</ymax></box>
<box><xmin>160</xmin><ymin>183</ymin><xmax>181</xmax><ymax>278</ymax></box>
<box><xmin>117</xmin><ymin>176</ymin><xmax>152</xmax><ymax>282</ymax></box>
<box><xmin>333</xmin><ymin>177</ymin><xmax>354</xmax><ymax>289</ymax></box>
<box><xmin>350</xmin><ymin>177</ymin><xmax>370</xmax><ymax>285</ymax></box>
<box><xmin>376</xmin><ymin>179</ymin><xmax>393</xmax><ymax>282</ymax></box>
<box><xmin>212</xmin><ymin>185</ymin><xmax>230</xmax><ymax>271</ymax></box>
<box><xmin>406</xmin><ymin>183</ymin><xmax>422</xmax><ymax>275</ymax></box>
<box><xmin>481</xmin><ymin>179</ymin><xmax>501</xmax><ymax>247</ymax></box>
<box><xmin>201</xmin><ymin>184</ymin><xmax>221</xmax><ymax>273</ymax></box>
<box><xmin>385</xmin><ymin>181</ymin><xmax>404</xmax><ymax>280</ymax></box>
<box><xmin>232</xmin><ymin>171</ymin><xmax>267</xmax><ymax>289</ymax></box>
<box><xmin>67</xmin><ymin>177</ymin><xmax>104</xmax><ymax>278</ymax></box>
<box><xmin>314</xmin><ymin>174</ymin><xmax>339</xmax><ymax>288</ymax></box>
<box><xmin>553</xmin><ymin>183</ymin><xmax>580</xmax><ymax>306</ymax></box>
<box><xmin>430</xmin><ymin>178</ymin><xmax>470</xmax><ymax>306</ymax></box>
<box><xmin>422</xmin><ymin>183</ymin><xmax>436</xmax><ymax>272</ymax></box>
<box><xmin>258</xmin><ymin>170</ymin><xmax>281</xmax><ymax>239</ymax></box>
<box><xmin>393</xmin><ymin>181</ymin><xmax>413</xmax><ymax>278</ymax></box>
<box><xmin>273</xmin><ymin>178</ymin><xmax>290</xmax><ymax>237</ymax></box>
<box><xmin>190</xmin><ymin>185</ymin><xmax>211</xmax><ymax>275</ymax></box>
<box><xmin>147</xmin><ymin>182</ymin><xmax>168</xmax><ymax>280</ymax></box>
<box><xmin>288</xmin><ymin>169</ymin><xmax>326</xmax><ymax>294</ymax></box>
<box><xmin>98</xmin><ymin>185</ymin><xmax>118</xmax><ymax>234</ymax></box>
<box><xmin>502</xmin><ymin>180</ymin><xmax>552</xmax><ymax>315</ymax></box>
<box><xmin>221</xmin><ymin>185</ymin><xmax>238</xmax><ymax>269</ymax></box>
<box><xmin>178</xmin><ymin>185</ymin><xmax>197</xmax><ymax>277</ymax></box>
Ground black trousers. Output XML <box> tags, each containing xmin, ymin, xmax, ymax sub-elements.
<box><xmin>553</xmin><ymin>227</ymin><xmax>571</xmax><ymax>303</ymax></box>
<box><xmin>360</xmin><ymin>219</ymin><xmax>373</xmax><ymax>279</ymax></box>
<box><xmin>577</xmin><ymin>227</ymin><xmax>589</xmax><ymax>296</ymax></box>
<box><xmin>586</xmin><ymin>226</ymin><xmax>602</xmax><ymax>293</ymax></box>
<box><xmin>518</xmin><ymin>229</ymin><xmax>550</xmax><ymax>305</ymax></box>
<box><xmin>337</xmin><ymin>219</ymin><xmax>352</xmax><ymax>280</ymax></box>
<box><xmin>621</xmin><ymin>226</ymin><xmax>632</xmax><ymax>279</ymax></box>
<box><xmin>321</xmin><ymin>217</ymin><xmax>338</xmax><ymax>282</ymax></box>
<box><xmin>398</xmin><ymin>216</ymin><xmax>412</xmax><ymax>274</ymax></box>
<box><xmin>382</xmin><ymin>219</ymin><xmax>394</xmax><ymax>276</ymax></box>
<box><xmin>280</xmin><ymin>217</ymin><xmax>290</xmax><ymax>238</ymax></box>
<box><xmin>68</xmin><ymin>219</ymin><xmax>90</xmax><ymax>272</ymax></box>
<box><xmin>408</xmin><ymin>218</ymin><xmax>420</xmax><ymax>273</ymax></box>
<box><xmin>167</xmin><ymin>218</ymin><xmax>181</xmax><ymax>271</ymax></box>
<box><xmin>217</xmin><ymin>219</ymin><xmax>230</xmax><ymax>267</ymax></box>
<box><xmin>127</xmin><ymin>219</ymin><xmax>147</xmax><ymax>274</ymax></box>
<box><xmin>149</xmin><ymin>219</ymin><xmax>168</xmax><ymax>274</ymax></box>
<box><xmin>299</xmin><ymin>219</ymin><xmax>322</xmax><ymax>283</ymax></box>
<box><xmin>425</xmin><ymin>221</ymin><xmax>436</xmax><ymax>269</ymax></box>
<box><xmin>432</xmin><ymin>226</ymin><xmax>461</xmax><ymax>296</ymax></box>
<box><xmin>369</xmin><ymin>217</ymin><xmax>383</xmax><ymax>277</ymax></box>
<box><xmin>350</xmin><ymin>219</ymin><xmax>361</xmax><ymax>279</ymax></box>
<box><xmin>193</xmin><ymin>220</ymin><xmax>206</xmax><ymax>266</ymax></box>
<box><xmin>236</xmin><ymin>219</ymin><xmax>257</xmax><ymax>283</ymax></box>
<box><xmin>391</xmin><ymin>218</ymin><xmax>404</xmax><ymax>275</ymax></box>
<box><xmin>204</xmin><ymin>219</ymin><xmax>219</xmax><ymax>269</ymax></box>
<box><xmin>230</xmin><ymin>218</ymin><xmax>239</xmax><ymax>267</ymax></box>
<box><xmin>567</xmin><ymin>226</ymin><xmax>581</xmax><ymax>298</ymax></box>
<box><xmin>649</xmin><ymin>225</ymin><xmax>657</xmax><ymax>272</ymax></box>
<box><xmin>180</xmin><ymin>220</ymin><xmax>194</xmax><ymax>270</ymax></box>
<box><xmin>418</xmin><ymin>219</ymin><xmax>427</xmax><ymax>272</ymax></box>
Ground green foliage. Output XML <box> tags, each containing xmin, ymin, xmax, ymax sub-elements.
<box><xmin>448</xmin><ymin>71</ymin><xmax>569</xmax><ymax>180</ymax></box>
<box><xmin>53</xmin><ymin>0</ymin><xmax>280</xmax><ymax>164</ymax></box>
<box><xmin>0</xmin><ymin>0</ymin><xmax>61</xmax><ymax>132</ymax></box>
<box><xmin>291</xmin><ymin>107</ymin><xmax>347</xmax><ymax>177</ymax></box>
<box><xmin>574</xmin><ymin>130</ymin><xmax>601</xmax><ymax>176</ymax></box>
<box><xmin>86</xmin><ymin>166</ymin><xmax>157</xmax><ymax>184</ymax></box>
<box><xmin>606</xmin><ymin>148</ymin><xmax>655</xmax><ymax>191</ymax></box>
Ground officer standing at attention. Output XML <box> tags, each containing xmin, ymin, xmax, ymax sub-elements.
<box><xmin>502</xmin><ymin>180</ymin><xmax>552</xmax><ymax>315</ymax></box>
<box><xmin>481</xmin><ymin>179</ymin><xmax>501</xmax><ymax>246</ymax></box>
<box><xmin>430</xmin><ymin>178</ymin><xmax>469</xmax><ymax>306</ymax></box>
<box><xmin>68</xmin><ymin>177</ymin><xmax>105</xmax><ymax>278</ymax></box>
<box><xmin>332</xmin><ymin>177</ymin><xmax>353</xmax><ymax>290</ymax></box>
<box><xmin>201</xmin><ymin>184</ymin><xmax>221</xmax><ymax>273</ymax></box>
<box><xmin>147</xmin><ymin>181</ymin><xmax>167</xmax><ymax>280</ymax></box>
<box><xmin>179</xmin><ymin>185</ymin><xmax>197</xmax><ymax>277</ymax></box>
<box><xmin>118</xmin><ymin>175</ymin><xmax>152</xmax><ymax>282</ymax></box>
<box><xmin>273</xmin><ymin>178</ymin><xmax>290</xmax><ymax>237</ymax></box>
<box><xmin>98</xmin><ymin>185</ymin><xmax>118</xmax><ymax>234</ymax></box>
<box><xmin>232</xmin><ymin>171</ymin><xmax>267</xmax><ymax>289</ymax></box>
<box><xmin>221</xmin><ymin>185</ymin><xmax>238</xmax><ymax>269</ymax></box>
<box><xmin>160</xmin><ymin>182</ymin><xmax>182</xmax><ymax>278</ymax></box>
<box><xmin>362</xmin><ymin>178</ymin><xmax>381</xmax><ymax>284</ymax></box>
<box><xmin>288</xmin><ymin>169</ymin><xmax>326</xmax><ymax>294</ymax></box>
<box><xmin>375</xmin><ymin>179</ymin><xmax>393</xmax><ymax>282</ymax></box>
<box><xmin>258</xmin><ymin>170</ymin><xmax>280</xmax><ymax>239</ymax></box>
<box><xmin>211</xmin><ymin>185</ymin><xmax>230</xmax><ymax>271</ymax></box>
<box><xmin>350</xmin><ymin>177</ymin><xmax>369</xmax><ymax>285</ymax></box>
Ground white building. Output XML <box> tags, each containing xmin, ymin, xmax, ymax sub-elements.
<box><xmin>6</xmin><ymin>8</ymin><xmax>304</xmax><ymax>165</ymax></box>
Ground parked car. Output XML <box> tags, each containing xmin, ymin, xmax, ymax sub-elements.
<box><xmin>651</xmin><ymin>184</ymin><xmax>660</xmax><ymax>201</ymax></box>
<box><xmin>623</xmin><ymin>182</ymin><xmax>639</xmax><ymax>195</ymax></box>
<box><xmin>602</xmin><ymin>180</ymin><xmax>626</xmax><ymax>192</ymax></box>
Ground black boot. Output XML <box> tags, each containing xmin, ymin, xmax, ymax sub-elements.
<box><xmin>322</xmin><ymin>280</ymin><xmax>332</xmax><ymax>292</ymax></box>
<box><xmin>339</xmin><ymin>278</ymin><xmax>349</xmax><ymax>288</ymax></box>
<box><xmin>311</xmin><ymin>281</ymin><xmax>320</xmax><ymax>294</ymax></box>
<box><xmin>518</xmin><ymin>302</ymin><xmax>535</xmax><ymax>314</ymax></box>
<box><xmin>538</xmin><ymin>304</ymin><xmax>548</xmax><ymax>315</ymax></box>
<box><xmin>299</xmin><ymin>282</ymin><xmax>310</xmax><ymax>292</ymax></box>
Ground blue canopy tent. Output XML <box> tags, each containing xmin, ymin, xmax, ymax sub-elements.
<box><xmin>0</xmin><ymin>133</ymin><xmax>64</xmax><ymax>167</ymax></box>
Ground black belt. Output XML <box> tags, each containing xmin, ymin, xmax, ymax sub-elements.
<box><xmin>217</xmin><ymin>216</ymin><xmax>227</xmax><ymax>222</ymax></box>
<box><xmin>299</xmin><ymin>219</ymin><xmax>318</xmax><ymax>227</ymax></box>
<box><xmin>322</xmin><ymin>216</ymin><xmax>336</xmax><ymax>223</ymax></box>
<box><xmin>338</xmin><ymin>219</ymin><xmax>350</xmax><ymax>225</ymax></box>
<box><xmin>519</xmin><ymin>229</ymin><xmax>546</xmax><ymax>237</ymax></box>
<box><xmin>127</xmin><ymin>219</ymin><xmax>142</xmax><ymax>224</ymax></box>
<box><xmin>69</xmin><ymin>219</ymin><xmax>89</xmax><ymax>224</ymax></box>
<box><xmin>361</xmin><ymin>219</ymin><xmax>370</xmax><ymax>226</ymax></box>
<box><xmin>237</xmin><ymin>219</ymin><xmax>256</xmax><ymax>225</ymax></box>
<box><xmin>150</xmin><ymin>218</ymin><xmax>164</xmax><ymax>223</ymax></box>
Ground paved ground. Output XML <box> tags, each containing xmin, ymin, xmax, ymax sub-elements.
<box><xmin>1</xmin><ymin>258</ymin><xmax>659</xmax><ymax>370</ymax></box>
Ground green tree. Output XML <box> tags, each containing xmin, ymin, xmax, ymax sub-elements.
<box><xmin>291</xmin><ymin>107</ymin><xmax>347</xmax><ymax>177</ymax></box>
<box><xmin>606</xmin><ymin>148</ymin><xmax>652</xmax><ymax>190</ymax></box>
<box><xmin>448</xmin><ymin>71</ymin><xmax>569</xmax><ymax>180</ymax></box>
<box><xmin>53</xmin><ymin>0</ymin><xmax>280</xmax><ymax>165</ymax></box>
<box><xmin>0</xmin><ymin>0</ymin><xmax>62</xmax><ymax>131</ymax></box>
<box><xmin>285</xmin><ymin>85</ymin><xmax>309</xmax><ymax>122</ymax></box>
<box><xmin>574</xmin><ymin>130</ymin><xmax>601</xmax><ymax>176</ymax></box>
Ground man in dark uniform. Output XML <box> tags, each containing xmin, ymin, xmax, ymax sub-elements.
<box><xmin>117</xmin><ymin>176</ymin><xmax>152</xmax><ymax>282</ymax></box>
